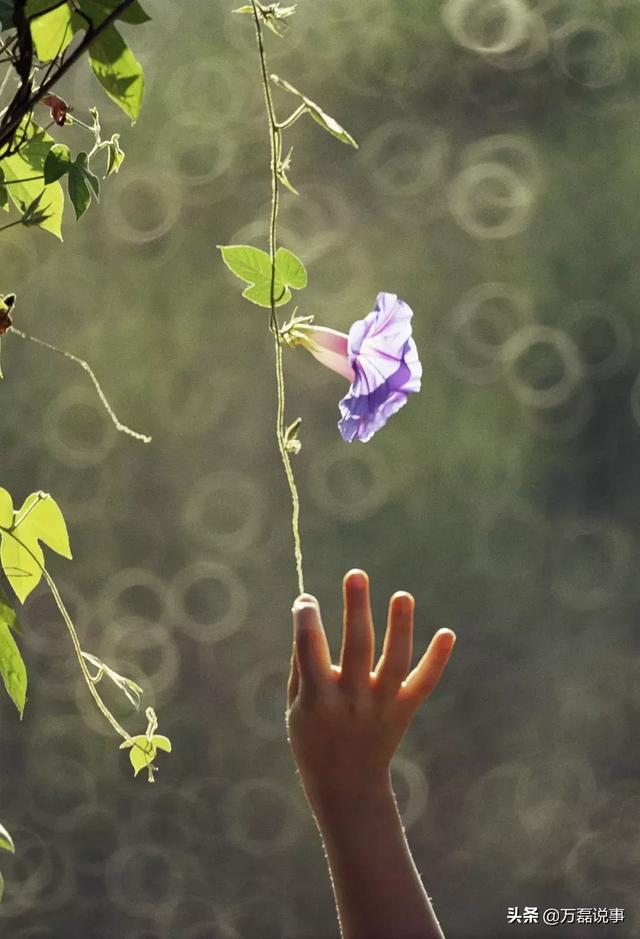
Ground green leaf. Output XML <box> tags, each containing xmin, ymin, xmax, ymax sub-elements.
<box><xmin>0</xmin><ymin>489</ymin><xmax>12</xmax><ymax>529</ymax></box>
<box><xmin>120</xmin><ymin>733</ymin><xmax>171</xmax><ymax>777</ymax></box>
<box><xmin>275</xmin><ymin>246</ymin><xmax>307</xmax><ymax>289</ymax></box>
<box><xmin>0</xmin><ymin>824</ymin><xmax>14</xmax><ymax>854</ymax></box>
<box><xmin>0</xmin><ymin>586</ymin><xmax>20</xmax><ymax>635</ymax></box>
<box><xmin>79</xmin><ymin>0</ymin><xmax>150</xmax><ymax>24</ymax></box>
<box><xmin>152</xmin><ymin>734</ymin><xmax>172</xmax><ymax>753</ymax></box>
<box><xmin>270</xmin><ymin>74</ymin><xmax>358</xmax><ymax>148</ymax></box>
<box><xmin>0</xmin><ymin>616</ymin><xmax>27</xmax><ymax>717</ymax></box>
<box><xmin>0</xmin><ymin>532</ymin><xmax>44</xmax><ymax>603</ymax></box>
<box><xmin>30</xmin><ymin>2</ymin><xmax>73</xmax><ymax>61</ymax></box>
<box><xmin>0</xmin><ymin>167</ymin><xmax>7</xmax><ymax>211</ymax></box>
<box><xmin>219</xmin><ymin>244</ymin><xmax>272</xmax><ymax>284</ymax></box>
<box><xmin>218</xmin><ymin>244</ymin><xmax>304</xmax><ymax>309</ymax></box>
<box><xmin>0</xmin><ymin>121</ymin><xmax>64</xmax><ymax>239</ymax></box>
<box><xmin>68</xmin><ymin>152</ymin><xmax>99</xmax><ymax>220</ymax></box>
<box><xmin>88</xmin><ymin>24</ymin><xmax>144</xmax><ymax>121</ymax></box>
<box><xmin>242</xmin><ymin>281</ymin><xmax>291</xmax><ymax>308</ymax></box>
<box><xmin>104</xmin><ymin>133</ymin><xmax>124</xmax><ymax>177</ymax></box>
<box><xmin>43</xmin><ymin>143</ymin><xmax>72</xmax><ymax>184</ymax></box>
<box><xmin>0</xmin><ymin>492</ymin><xmax>71</xmax><ymax>603</ymax></box>
<box><xmin>79</xmin><ymin>153</ymin><xmax>100</xmax><ymax>198</ymax></box>
<box><xmin>0</xmin><ymin>870</ymin><xmax>3</xmax><ymax>902</ymax></box>
<box><xmin>232</xmin><ymin>4</ymin><xmax>253</xmax><ymax>12</ymax></box>
<box><xmin>15</xmin><ymin>492</ymin><xmax>72</xmax><ymax>560</ymax></box>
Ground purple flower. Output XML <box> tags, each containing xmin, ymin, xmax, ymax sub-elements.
<box><xmin>293</xmin><ymin>292</ymin><xmax>422</xmax><ymax>442</ymax></box>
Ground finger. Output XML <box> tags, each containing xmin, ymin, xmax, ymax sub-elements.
<box><xmin>292</xmin><ymin>594</ymin><xmax>333</xmax><ymax>703</ymax></box>
<box><xmin>399</xmin><ymin>628</ymin><xmax>456</xmax><ymax>710</ymax></box>
<box><xmin>339</xmin><ymin>569</ymin><xmax>375</xmax><ymax>689</ymax></box>
<box><xmin>374</xmin><ymin>591</ymin><xmax>414</xmax><ymax>697</ymax></box>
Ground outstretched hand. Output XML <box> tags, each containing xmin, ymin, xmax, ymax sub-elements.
<box><xmin>287</xmin><ymin>568</ymin><xmax>456</xmax><ymax>809</ymax></box>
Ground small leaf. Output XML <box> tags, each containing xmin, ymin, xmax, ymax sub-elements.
<box><xmin>129</xmin><ymin>737</ymin><xmax>155</xmax><ymax>776</ymax></box>
<box><xmin>152</xmin><ymin>734</ymin><xmax>171</xmax><ymax>753</ymax></box>
<box><xmin>270</xmin><ymin>74</ymin><xmax>358</xmax><ymax>148</ymax></box>
<box><xmin>0</xmin><ymin>824</ymin><xmax>14</xmax><ymax>854</ymax></box>
<box><xmin>275</xmin><ymin>246</ymin><xmax>307</xmax><ymax>289</ymax></box>
<box><xmin>232</xmin><ymin>4</ymin><xmax>253</xmax><ymax>11</ymax></box>
<box><xmin>43</xmin><ymin>144</ymin><xmax>72</xmax><ymax>184</ymax></box>
<box><xmin>67</xmin><ymin>164</ymin><xmax>91</xmax><ymax>220</ymax></box>
<box><xmin>88</xmin><ymin>24</ymin><xmax>144</xmax><ymax>121</ymax></box>
<box><xmin>0</xmin><ymin>616</ymin><xmax>27</xmax><ymax>717</ymax></box>
<box><xmin>104</xmin><ymin>133</ymin><xmax>124</xmax><ymax>177</ymax></box>
<box><xmin>0</xmin><ymin>489</ymin><xmax>12</xmax><ymax>529</ymax></box>
<box><xmin>79</xmin><ymin>154</ymin><xmax>100</xmax><ymax>199</ymax></box>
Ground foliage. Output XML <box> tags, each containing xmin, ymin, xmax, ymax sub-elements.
<box><xmin>217</xmin><ymin>0</ymin><xmax>358</xmax><ymax>593</ymax></box>
<box><xmin>0</xmin><ymin>0</ymin><xmax>148</xmax><ymax>238</ymax></box>
<box><xmin>0</xmin><ymin>485</ymin><xmax>170</xmax><ymax>785</ymax></box>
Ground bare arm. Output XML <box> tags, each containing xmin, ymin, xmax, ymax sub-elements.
<box><xmin>286</xmin><ymin>569</ymin><xmax>456</xmax><ymax>939</ymax></box>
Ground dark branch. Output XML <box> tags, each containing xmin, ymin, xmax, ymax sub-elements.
<box><xmin>0</xmin><ymin>0</ymin><xmax>137</xmax><ymax>158</ymax></box>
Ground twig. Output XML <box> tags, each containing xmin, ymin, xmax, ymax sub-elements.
<box><xmin>8</xmin><ymin>327</ymin><xmax>152</xmax><ymax>444</ymax></box>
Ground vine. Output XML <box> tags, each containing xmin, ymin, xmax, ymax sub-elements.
<box><xmin>0</xmin><ymin>487</ymin><xmax>170</xmax><ymax>782</ymax></box>
<box><xmin>219</xmin><ymin>1</ymin><xmax>359</xmax><ymax>593</ymax></box>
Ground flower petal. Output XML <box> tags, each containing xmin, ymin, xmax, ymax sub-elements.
<box><xmin>303</xmin><ymin>326</ymin><xmax>355</xmax><ymax>381</ymax></box>
<box><xmin>339</xmin><ymin>292</ymin><xmax>422</xmax><ymax>442</ymax></box>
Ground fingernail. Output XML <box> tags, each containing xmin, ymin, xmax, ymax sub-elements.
<box><xmin>293</xmin><ymin>603</ymin><xmax>318</xmax><ymax>631</ymax></box>
<box><xmin>346</xmin><ymin>569</ymin><xmax>368</xmax><ymax>590</ymax></box>
<box><xmin>392</xmin><ymin>591</ymin><xmax>414</xmax><ymax>613</ymax></box>
<box><xmin>439</xmin><ymin>628</ymin><xmax>456</xmax><ymax>649</ymax></box>
<box><xmin>292</xmin><ymin>592</ymin><xmax>318</xmax><ymax>612</ymax></box>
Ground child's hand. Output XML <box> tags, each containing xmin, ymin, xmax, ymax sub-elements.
<box><xmin>287</xmin><ymin>569</ymin><xmax>455</xmax><ymax>812</ymax></box>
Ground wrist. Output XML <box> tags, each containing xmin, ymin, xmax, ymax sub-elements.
<box><xmin>305</xmin><ymin>769</ymin><xmax>395</xmax><ymax>827</ymax></box>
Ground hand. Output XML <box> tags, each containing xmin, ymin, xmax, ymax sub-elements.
<box><xmin>286</xmin><ymin>568</ymin><xmax>456</xmax><ymax>812</ymax></box>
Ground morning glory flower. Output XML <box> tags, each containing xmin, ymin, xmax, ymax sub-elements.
<box><xmin>285</xmin><ymin>292</ymin><xmax>422</xmax><ymax>442</ymax></box>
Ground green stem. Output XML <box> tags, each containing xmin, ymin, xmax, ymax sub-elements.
<box><xmin>277</xmin><ymin>103</ymin><xmax>306</xmax><ymax>130</ymax></box>
<box><xmin>0</xmin><ymin>218</ymin><xmax>23</xmax><ymax>234</ymax></box>
<box><xmin>8</xmin><ymin>327</ymin><xmax>152</xmax><ymax>444</ymax></box>
<box><xmin>251</xmin><ymin>1</ymin><xmax>304</xmax><ymax>595</ymax></box>
<box><xmin>1</xmin><ymin>526</ymin><xmax>132</xmax><ymax>743</ymax></box>
<box><xmin>67</xmin><ymin>115</ymin><xmax>94</xmax><ymax>133</ymax></box>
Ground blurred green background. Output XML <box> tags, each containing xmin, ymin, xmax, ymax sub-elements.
<box><xmin>2</xmin><ymin>0</ymin><xmax>640</xmax><ymax>936</ymax></box>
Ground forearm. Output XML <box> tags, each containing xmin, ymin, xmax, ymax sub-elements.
<box><xmin>310</xmin><ymin>773</ymin><xmax>445</xmax><ymax>939</ymax></box>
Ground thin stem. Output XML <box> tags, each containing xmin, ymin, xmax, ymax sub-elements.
<box><xmin>277</xmin><ymin>103</ymin><xmax>306</xmax><ymax>130</ymax></box>
<box><xmin>251</xmin><ymin>1</ymin><xmax>305</xmax><ymax>595</ymax></box>
<box><xmin>0</xmin><ymin>218</ymin><xmax>23</xmax><ymax>234</ymax></box>
<box><xmin>1</xmin><ymin>526</ymin><xmax>132</xmax><ymax>743</ymax></box>
<box><xmin>0</xmin><ymin>175</ymin><xmax>44</xmax><ymax>184</ymax></box>
<box><xmin>8</xmin><ymin>327</ymin><xmax>152</xmax><ymax>444</ymax></box>
<box><xmin>67</xmin><ymin>115</ymin><xmax>94</xmax><ymax>133</ymax></box>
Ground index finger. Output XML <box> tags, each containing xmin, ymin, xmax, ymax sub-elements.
<box><xmin>292</xmin><ymin>594</ymin><xmax>333</xmax><ymax>704</ymax></box>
